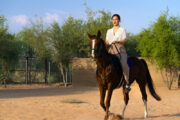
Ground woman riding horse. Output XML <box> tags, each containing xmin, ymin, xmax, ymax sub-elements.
<box><xmin>88</xmin><ymin>30</ymin><xmax>161</xmax><ymax>120</ymax></box>
<box><xmin>106</xmin><ymin>14</ymin><xmax>131</xmax><ymax>93</ymax></box>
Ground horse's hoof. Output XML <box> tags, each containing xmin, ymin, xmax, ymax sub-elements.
<box><xmin>108</xmin><ymin>114</ymin><xmax>124</xmax><ymax>120</ymax></box>
<box><xmin>120</xmin><ymin>113</ymin><xmax>124</xmax><ymax>117</ymax></box>
<box><xmin>108</xmin><ymin>111</ymin><xmax>113</xmax><ymax>116</ymax></box>
<box><xmin>119</xmin><ymin>114</ymin><xmax>124</xmax><ymax>119</ymax></box>
<box><xmin>104</xmin><ymin>116</ymin><xmax>108</xmax><ymax>120</ymax></box>
<box><xmin>144</xmin><ymin>115</ymin><xmax>148</xmax><ymax>119</ymax></box>
<box><xmin>116</xmin><ymin>114</ymin><xmax>124</xmax><ymax>119</ymax></box>
<box><xmin>144</xmin><ymin>112</ymin><xmax>148</xmax><ymax>118</ymax></box>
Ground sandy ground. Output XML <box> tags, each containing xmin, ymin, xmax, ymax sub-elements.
<box><xmin>0</xmin><ymin>84</ymin><xmax>180</xmax><ymax>120</ymax></box>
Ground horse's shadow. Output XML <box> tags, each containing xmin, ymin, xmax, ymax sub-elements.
<box><xmin>130</xmin><ymin>113</ymin><xmax>180</xmax><ymax>120</ymax></box>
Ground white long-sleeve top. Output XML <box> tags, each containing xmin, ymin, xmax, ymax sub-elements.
<box><xmin>106</xmin><ymin>27</ymin><xmax>127</xmax><ymax>45</ymax></box>
<box><xmin>106</xmin><ymin>27</ymin><xmax>127</xmax><ymax>54</ymax></box>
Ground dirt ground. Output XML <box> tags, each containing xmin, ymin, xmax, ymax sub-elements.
<box><xmin>0</xmin><ymin>84</ymin><xmax>180</xmax><ymax>120</ymax></box>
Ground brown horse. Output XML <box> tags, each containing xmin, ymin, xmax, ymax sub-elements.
<box><xmin>87</xmin><ymin>31</ymin><xmax>161</xmax><ymax>120</ymax></box>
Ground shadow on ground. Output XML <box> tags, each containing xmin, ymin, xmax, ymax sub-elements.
<box><xmin>0</xmin><ymin>87</ymin><xmax>98</xmax><ymax>99</ymax></box>
<box><xmin>133</xmin><ymin>113</ymin><xmax>180</xmax><ymax>120</ymax></box>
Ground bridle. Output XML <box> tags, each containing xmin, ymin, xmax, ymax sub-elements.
<box><xmin>91</xmin><ymin>39</ymin><xmax>103</xmax><ymax>58</ymax></box>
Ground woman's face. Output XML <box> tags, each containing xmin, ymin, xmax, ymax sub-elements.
<box><xmin>112</xmin><ymin>16</ymin><xmax>120</xmax><ymax>26</ymax></box>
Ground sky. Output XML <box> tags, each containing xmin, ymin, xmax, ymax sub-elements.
<box><xmin>0</xmin><ymin>0</ymin><xmax>180</xmax><ymax>34</ymax></box>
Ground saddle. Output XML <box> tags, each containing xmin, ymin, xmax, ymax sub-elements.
<box><xmin>110</xmin><ymin>55</ymin><xmax>134</xmax><ymax>73</ymax></box>
<box><xmin>109</xmin><ymin>54</ymin><xmax>122</xmax><ymax>73</ymax></box>
<box><xmin>127</xmin><ymin>57</ymin><xmax>134</xmax><ymax>68</ymax></box>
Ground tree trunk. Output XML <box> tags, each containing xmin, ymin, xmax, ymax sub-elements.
<box><xmin>161</xmin><ymin>68</ymin><xmax>177</xmax><ymax>90</ymax></box>
<box><xmin>44</xmin><ymin>58</ymin><xmax>48</xmax><ymax>84</ymax></box>
<box><xmin>48</xmin><ymin>61</ymin><xmax>51</xmax><ymax>83</ymax></box>
<box><xmin>59</xmin><ymin>63</ymin><xmax>67</xmax><ymax>87</ymax></box>
<box><xmin>2</xmin><ymin>60</ymin><xmax>8</xmax><ymax>88</ymax></box>
<box><xmin>3</xmin><ymin>75</ymin><xmax>7</xmax><ymax>88</ymax></box>
<box><xmin>168</xmin><ymin>69</ymin><xmax>173</xmax><ymax>90</ymax></box>
<box><xmin>68</xmin><ymin>63</ymin><xmax>72</xmax><ymax>84</ymax></box>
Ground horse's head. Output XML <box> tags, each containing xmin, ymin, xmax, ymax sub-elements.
<box><xmin>87</xmin><ymin>31</ymin><xmax>105</xmax><ymax>59</ymax></box>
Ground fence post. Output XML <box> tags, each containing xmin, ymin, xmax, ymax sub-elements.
<box><xmin>25</xmin><ymin>57</ymin><xmax>28</xmax><ymax>84</ymax></box>
<box><xmin>48</xmin><ymin>61</ymin><xmax>50</xmax><ymax>83</ymax></box>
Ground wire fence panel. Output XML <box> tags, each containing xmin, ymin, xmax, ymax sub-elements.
<box><xmin>0</xmin><ymin>57</ymin><xmax>72</xmax><ymax>84</ymax></box>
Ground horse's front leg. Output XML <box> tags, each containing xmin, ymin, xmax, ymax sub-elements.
<box><xmin>121</xmin><ymin>87</ymin><xmax>129</xmax><ymax>117</ymax></box>
<box><xmin>99</xmin><ymin>85</ymin><xmax>106</xmax><ymax>111</ymax></box>
<box><xmin>104</xmin><ymin>85</ymin><xmax>113</xmax><ymax>120</ymax></box>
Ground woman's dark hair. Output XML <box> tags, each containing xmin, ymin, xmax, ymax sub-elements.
<box><xmin>111</xmin><ymin>14</ymin><xmax>121</xmax><ymax>22</ymax></box>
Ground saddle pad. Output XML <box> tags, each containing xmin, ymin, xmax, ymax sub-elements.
<box><xmin>127</xmin><ymin>57</ymin><xmax>133</xmax><ymax>68</ymax></box>
<box><xmin>110</xmin><ymin>55</ymin><xmax>122</xmax><ymax>73</ymax></box>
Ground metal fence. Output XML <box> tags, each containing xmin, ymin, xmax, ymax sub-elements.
<box><xmin>0</xmin><ymin>57</ymin><xmax>72</xmax><ymax>84</ymax></box>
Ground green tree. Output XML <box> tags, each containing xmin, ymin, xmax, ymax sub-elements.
<box><xmin>137</xmin><ymin>10</ymin><xmax>180</xmax><ymax>89</ymax></box>
<box><xmin>16</xmin><ymin>32</ymin><xmax>36</xmax><ymax>84</ymax></box>
<box><xmin>0</xmin><ymin>15</ymin><xmax>22</xmax><ymax>87</ymax></box>
<box><xmin>48</xmin><ymin>22</ymin><xmax>67</xmax><ymax>86</ymax></box>
<box><xmin>125</xmin><ymin>33</ymin><xmax>140</xmax><ymax>56</ymax></box>
<box><xmin>83</xmin><ymin>4</ymin><xmax>113</xmax><ymax>57</ymax></box>
<box><xmin>84</xmin><ymin>4</ymin><xmax>113</xmax><ymax>39</ymax></box>
<box><xmin>20</xmin><ymin>17</ymin><xmax>52</xmax><ymax>84</ymax></box>
<box><xmin>61</xmin><ymin>16</ymin><xmax>86</xmax><ymax>57</ymax></box>
<box><xmin>49</xmin><ymin>17</ymin><xmax>85</xmax><ymax>86</ymax></box>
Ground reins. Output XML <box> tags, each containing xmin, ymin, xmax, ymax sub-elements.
<box><xmin>111</xmin><ymin>42</ymin><xmax>125</xmax><ymax>87</ymax></box>
<box><xmin>112</xmin><ymin>42</ymin><xmax>121</xmax><ymax>60</ymax></box>
<box><xmin>95</xmin><ymin>40</ymin><xmax>124</xmax><ymax>87</ymax></box>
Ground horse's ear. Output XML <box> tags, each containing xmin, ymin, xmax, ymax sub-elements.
<box><xmin>97</xmin><ymin>30</ymin><xmax>101</xmax><ymax>38</ymax></box>
<box><xmin>87</xmin><ymin>32</ymin><xmax>93</xmax><ymax>39</ymax></box>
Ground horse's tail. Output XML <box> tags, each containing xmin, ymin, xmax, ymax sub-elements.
<box><xmin>141</xmin><ymin>59</ymin><xmax>161</xmax><ymax>101</ymax></box>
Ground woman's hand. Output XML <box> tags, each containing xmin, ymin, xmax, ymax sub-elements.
<box><xmin>111</xmin><ymin>41</ymin><xmax>116</xmax><ymax>44</ymax></box>
<box><xmin>112</xmin><ymin>38</ymin><xmax>126</xmax><ymax>45</ymax></box>
<box><xmin>105</xmin><ymin>40</ymin><xmax>109</xmax><ymax>45</ymax></box>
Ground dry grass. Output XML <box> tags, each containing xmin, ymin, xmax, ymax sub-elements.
<box><xmin>60</xmin><ymin>98</ymin><xmax>86</xmax><ymax>104</ymax></box>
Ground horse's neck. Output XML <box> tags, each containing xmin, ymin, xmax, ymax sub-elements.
<box><xmin>96</xmin><ymin>40</ymin><xmax>110</xmax><ymax>68</ymax></box>
<box><xmin>96</xmin><ymin>51</ymin><xmax>109</xmax><ymax>69</ymax></box>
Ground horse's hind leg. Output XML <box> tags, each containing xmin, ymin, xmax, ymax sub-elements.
<box><xmin>143</xmin><ymin>98</ymin><xmax>148</xmax><ymax>118</ymax></box>
<box><xmin>138</xmin><ymin>82</ymin><xmax>148</xmax><ymax>118</ymax></box>
<box><xmin>121</xmin><ymin>87</ymin><xmax>129</xmax><ymax>117</ymax></box>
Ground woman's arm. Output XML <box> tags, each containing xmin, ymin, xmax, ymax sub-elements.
<box><xmin>121</xmin><ymin>38</ymin><xmax>127</xmax><ymax>44</ymax></box>
<box><xmin>112</xmin><ymin>38</ymin><xmax>126</xmax><ymax>45</ymax></box>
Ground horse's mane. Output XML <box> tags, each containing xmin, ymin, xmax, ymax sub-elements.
<box><xmin>99</xmin><ymin>38</ymin><xmax>122</xmax><ymax>73</ymax></box>
<box><xmin>99</xmin><ymin>38</ymin><xmax>108</xmax><ymax>54</ymax></box>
